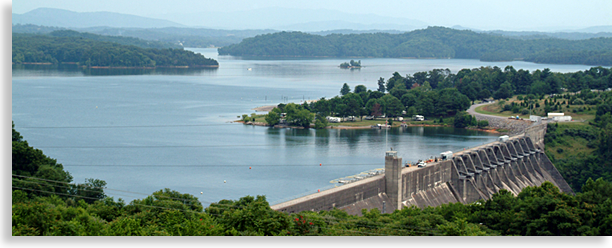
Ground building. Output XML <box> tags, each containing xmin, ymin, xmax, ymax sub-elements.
<box><xmin>547</xmin><ymin>113</ymin><xmax>572</xmax><ymax>122</ymax></box>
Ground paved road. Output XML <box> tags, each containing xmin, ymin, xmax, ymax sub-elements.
<box><xmin>467</xmin><ymin>102</ymin><xmax>505</xmax><ymax>119</ymax></box>
<box><xmin>467</xmin><ymin>102</ymin><xmax>532</xmax><ymax>135</ymax></box>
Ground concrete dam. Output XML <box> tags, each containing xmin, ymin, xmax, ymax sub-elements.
<box><xmin>271</xmin><ymin>123</ymin><xmax>573</xmax><ymax>215</ymax></box>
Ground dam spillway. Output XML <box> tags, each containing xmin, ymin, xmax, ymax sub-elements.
<box><xmin>271</xmin><ymin>123</ymin><xmax>573</xmax><ymax>215</ymax></box>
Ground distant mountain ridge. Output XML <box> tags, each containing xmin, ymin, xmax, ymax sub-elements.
<box><xmin>149</xmin><ymin>7</ymin><xmax>428</xmax><ymax>31</ymax></box>
<box><xmin>218</xmin><ymin>27</ymin><xmax>612</xmax><ymax>66</ymax></box>
<box><xmin>12</xmin><ymin>8</ymin><xmax>185</xmax><ymax>28</ymax></box>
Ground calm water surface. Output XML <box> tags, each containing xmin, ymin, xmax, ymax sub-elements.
<box><xmin>12</xmin><ymin>48</ymin><xmax>593</xmax><ymax>204</ymax></box>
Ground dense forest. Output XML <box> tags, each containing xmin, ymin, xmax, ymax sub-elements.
<box><xmin>11</xmin><ymin>33</ymin><xmax>218</xmax><ymax>67</ymax></box>
<box><xmin>11</xmin><ymin>123</ymin><xmax>612</xmax><ymax>235</ymax></box>
<box><xmin>91</xmin><ymin>27</ymin><xmax>276</xmax><ymax>48</ymax></box>
<box><xmin>218</xmin><ymin>27</ymin><xmax>612</xmax><ymax>66</ymax></box>
<box><xmin>46</xmin><ymin>30</ymin><xmax>183</xmax><ymax>49</ymax></box>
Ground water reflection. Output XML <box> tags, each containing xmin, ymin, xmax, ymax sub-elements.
<box><xmin>314</xmin><ymin>129</ymin><xmax>330</xmax><ymax>147</ymax></box>
<box><xmin>12</xmin><ymin>64</ymin><xmax>218</xmax><ymax>77</ymax></box>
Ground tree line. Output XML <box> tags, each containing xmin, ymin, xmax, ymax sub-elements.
<box><xmin>262</xmin><ymin>66</ymin><xmax>611</xmax><ymax>129</ymax></box>
<box><xmin>12</xmin><ymin>33</ymin><xmax>218</xmax><ymax>67</ymax></box>
<box><xmin>218</xmin><ymin>27</ymin><xmax>612</xmax><ymax>65</ymax></box>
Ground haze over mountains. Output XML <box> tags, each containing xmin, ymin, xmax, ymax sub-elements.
<box><xmin>16</xmin><ymin>7</ymin><xmax>612</xmax><ymax>34</ymax></box>
<box><xmin>12</xmin><ymin>8</ymin><xmax>185</xmax><ymax>29</ymax></box>
<box><xmin>11</xmin><ymin>7</ymin><xmax>612</xmax><ymax>49</ymax></box>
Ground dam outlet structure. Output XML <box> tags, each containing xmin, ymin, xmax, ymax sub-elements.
<box><xmin>271</xmin><ymin>123</ymin><xmax>572</xmax><ymax>215</ymax></box>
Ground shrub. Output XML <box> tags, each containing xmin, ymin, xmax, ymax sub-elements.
<box><xmin>477</xmin><ymin>120</ymin><xmax>489</xmax><ymax>128</ymax></box>
<box><xmin>521</xmin><ymin>109</ymin><xmax>529</xmax><ymax>115</ymax></box>
<box><xmin>503</xmin><ymin>104</ymin><xmax>512</xmax><ymax>111</ymax></box>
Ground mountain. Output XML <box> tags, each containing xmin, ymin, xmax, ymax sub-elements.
<box><xmin>218</xmin><ymin>27</ymin><xmax>612</xmax><ymax>65</ymax></box>
<box><xmin>12</xmin><ymin>8</ymin><xmax>185</xmax><ymax>28</ymax></box>
<box><xmin>150</xmin><ymin>7</ymin><xmax>427</xmax><ymax>31</ymax></box>
<box><xmin>571</xmin><ymin>25</ymin><xmax>612</xmax><ymax>33</ymax></box>
<box><xmin>276</xmin><ymin>20</ymin><xmax>423</xmax><ymax>32</ymax></box>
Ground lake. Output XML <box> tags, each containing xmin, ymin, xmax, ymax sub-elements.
<box><xmin>11</xmin><ymin>48</ymin><xmax>594</xmax><ymax>205</ymax></box>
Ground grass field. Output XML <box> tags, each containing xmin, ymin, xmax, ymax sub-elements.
<box><xmin>475</xmin><ymin>95</ymin><xmax>597</xmax><ymax>122</ymax></box>
<box><xmin>544</xmin><ymin>122</ymin><xmax>597</xmax><ymax>160</ymax></box>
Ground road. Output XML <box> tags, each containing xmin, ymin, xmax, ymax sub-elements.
<box><xmin>467</xmin><ymin>102</ymin><xmax>533</xmax><ymax>135</ymax></box>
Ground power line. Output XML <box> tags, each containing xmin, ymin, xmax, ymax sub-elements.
<box><xmin>11</xmin><ymin>173</ymin><xmax>443</xmax><ymax>235</ymax></box>
<box><xmin>11</xmin><ymin>174</ymin><xmax>442</xmax><ymax>235</ymax></box>
<box><xmin>13</xmin><ymin>185</ymin><xmax>440</xmax><ymax>236</ymax></box>
<box><xmin>60</xmin><ymin>163</ymin><xmax>382</xmax><ymax>167</ymax></box>
<box><xmin>35</xmin><ymin>143</ymin><xmax>319</xmax><ymax>149</ymax></box>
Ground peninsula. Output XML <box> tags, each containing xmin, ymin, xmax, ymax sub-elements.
<box><xmin>12</xmin><ymin>33</ymin><xmax>219</xmax><ymax>68</ymax></box>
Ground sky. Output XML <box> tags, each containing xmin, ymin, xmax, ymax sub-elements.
<box><xmin>10</xmin><ymin>0</ymin><xmax>612</xmax><ymax>31</ymax></box>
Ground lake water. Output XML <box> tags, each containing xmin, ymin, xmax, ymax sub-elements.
<box><xmin>11</xmin><ymin>48</ymin><xmax>594</xmax><ymax>205</ymax></box>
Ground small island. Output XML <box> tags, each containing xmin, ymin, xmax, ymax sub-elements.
<box><xmin>339</xmin><ymin>60</ymin><xmax>362</xmax><ymax>69</ymax></box>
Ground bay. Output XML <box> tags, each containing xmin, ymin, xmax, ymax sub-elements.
<box><xmin>11</xmin><ymin>48</ymin><xmax>593</xmax><ymax>205</ymax></box>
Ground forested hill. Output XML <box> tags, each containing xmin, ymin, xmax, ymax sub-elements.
<box><xmin>12</xmin><ymin>33</ymin><xmax>218</xmax><ymax>68</ymax></box>
<box><xmin>46</xmin><ymin>30</ymin><xmax>183</xmax><ymax>49</ymax></box>
<box><xmin>218</xmin><ymin>27</ymin><xmax>612</xmax><ymax>66</ymax></box>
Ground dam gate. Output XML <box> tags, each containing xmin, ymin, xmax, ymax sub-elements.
<box><xmin>271</xmin><ymin>123</ymin><xmax>573</xmax><ymax>215</ymax></box>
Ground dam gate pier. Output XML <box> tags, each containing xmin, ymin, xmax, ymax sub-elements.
<box><xmin>271</xmin><ymin>123</ymin><xmax>572</xmax><ymax>215</ymax></box>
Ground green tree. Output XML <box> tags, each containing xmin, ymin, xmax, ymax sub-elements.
<box><xmin>314</xmin><ymin>114</ymin><xmax>329</xmax><ymax>129</ymax></box>
<box><xmin>377</xmin><ymin>77</ymin><xmax>386</xmax><ymax>92</ymax></box>
<box><xmin>207</xmin><ymin>195</ymin><xmax>292</xmax><ymax>236</ymax></box>
<box><xmin>354</xmin><ymin>85</ymin><xmax>367</xmax><ymax>94</ymax></box>
<box><xmin>285</xmin><ymin>103</ymin><xmax>314</xmax><ymax>128</ymax></box>
<box><xmin>385</xmin><ymin>96</ymin><xmax>404</xmax><ymax>117</ymax></box>
<box><xmin>494</xmin><ymin>82</ymin><xmax>514</xmax><ymax>99</ymax></box>
<box><xmin>340</xmin><ymin>83</ymin><xmax>351</xmax><ymax>96</ymax></box>
<box><xmin>342</xmin><ymin>93</ymin><xmax>364</xmax><ymax>118</ymax></box>
<box><xmin>453</xmin><ymin>111</ymin><xmax>476</xmax><ymax>128</ymax></box>
<box><xmin>264</xmin><ymin>108</ymin><xmax>281</xmax><ymax>126</ymax></box>
<box><xmin>71</xmin><ymin>178</ymin><xmax>107</xmax><ymax>204</ymax></box>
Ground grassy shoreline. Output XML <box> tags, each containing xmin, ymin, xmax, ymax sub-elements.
<box><xmin>235</xmin><ymin>113</ymin><xmax>500</xmax><ymax>132</ymax></box>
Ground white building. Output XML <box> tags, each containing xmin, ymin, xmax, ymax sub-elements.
<box><xmin>547</xmin><ymin>112</ymin><xmax>572</xmax><ymax>122</ymax></box>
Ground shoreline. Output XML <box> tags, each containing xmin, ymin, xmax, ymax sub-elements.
<box><xmin>235</xmin><ymin>119</ymin><xmax>502</xmax><ymax>133</ymax></box>
<box><xmin>15</xmin><ymin>63</ymin><xmax>219</xmax><ymax>69</ymax></box>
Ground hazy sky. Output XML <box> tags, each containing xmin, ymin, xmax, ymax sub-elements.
<box><xmin>11</xmin><ymin>0</ymin><xmax>612</xmax><ymax>31</ymax></box>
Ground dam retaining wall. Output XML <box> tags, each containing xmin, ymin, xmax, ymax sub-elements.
<box><xmin>271</xmin><ymin>124</ymin><xmax>572</xmax><ymax>215</ymax></box>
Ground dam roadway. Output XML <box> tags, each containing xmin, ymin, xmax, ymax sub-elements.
<box><xmin>271</xmin><ymin>122</ymin><xmax>572</xmax><ymax>215</ymax></box>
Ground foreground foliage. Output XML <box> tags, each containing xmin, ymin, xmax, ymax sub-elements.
<box><xmin>12</xmin><ymin>179</ymin><xmax>612</xmax><ymax>236</ymax></box>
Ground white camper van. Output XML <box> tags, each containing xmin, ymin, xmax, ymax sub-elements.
<box><xmin>498</xmin><ymin>135</ymin><xmax>509</xmax><ymax>142</ymax></box>
<box><xmin>440</xmin><ymin>151</ymin><xmax>453</xmax><ymax>160</ymax></box>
